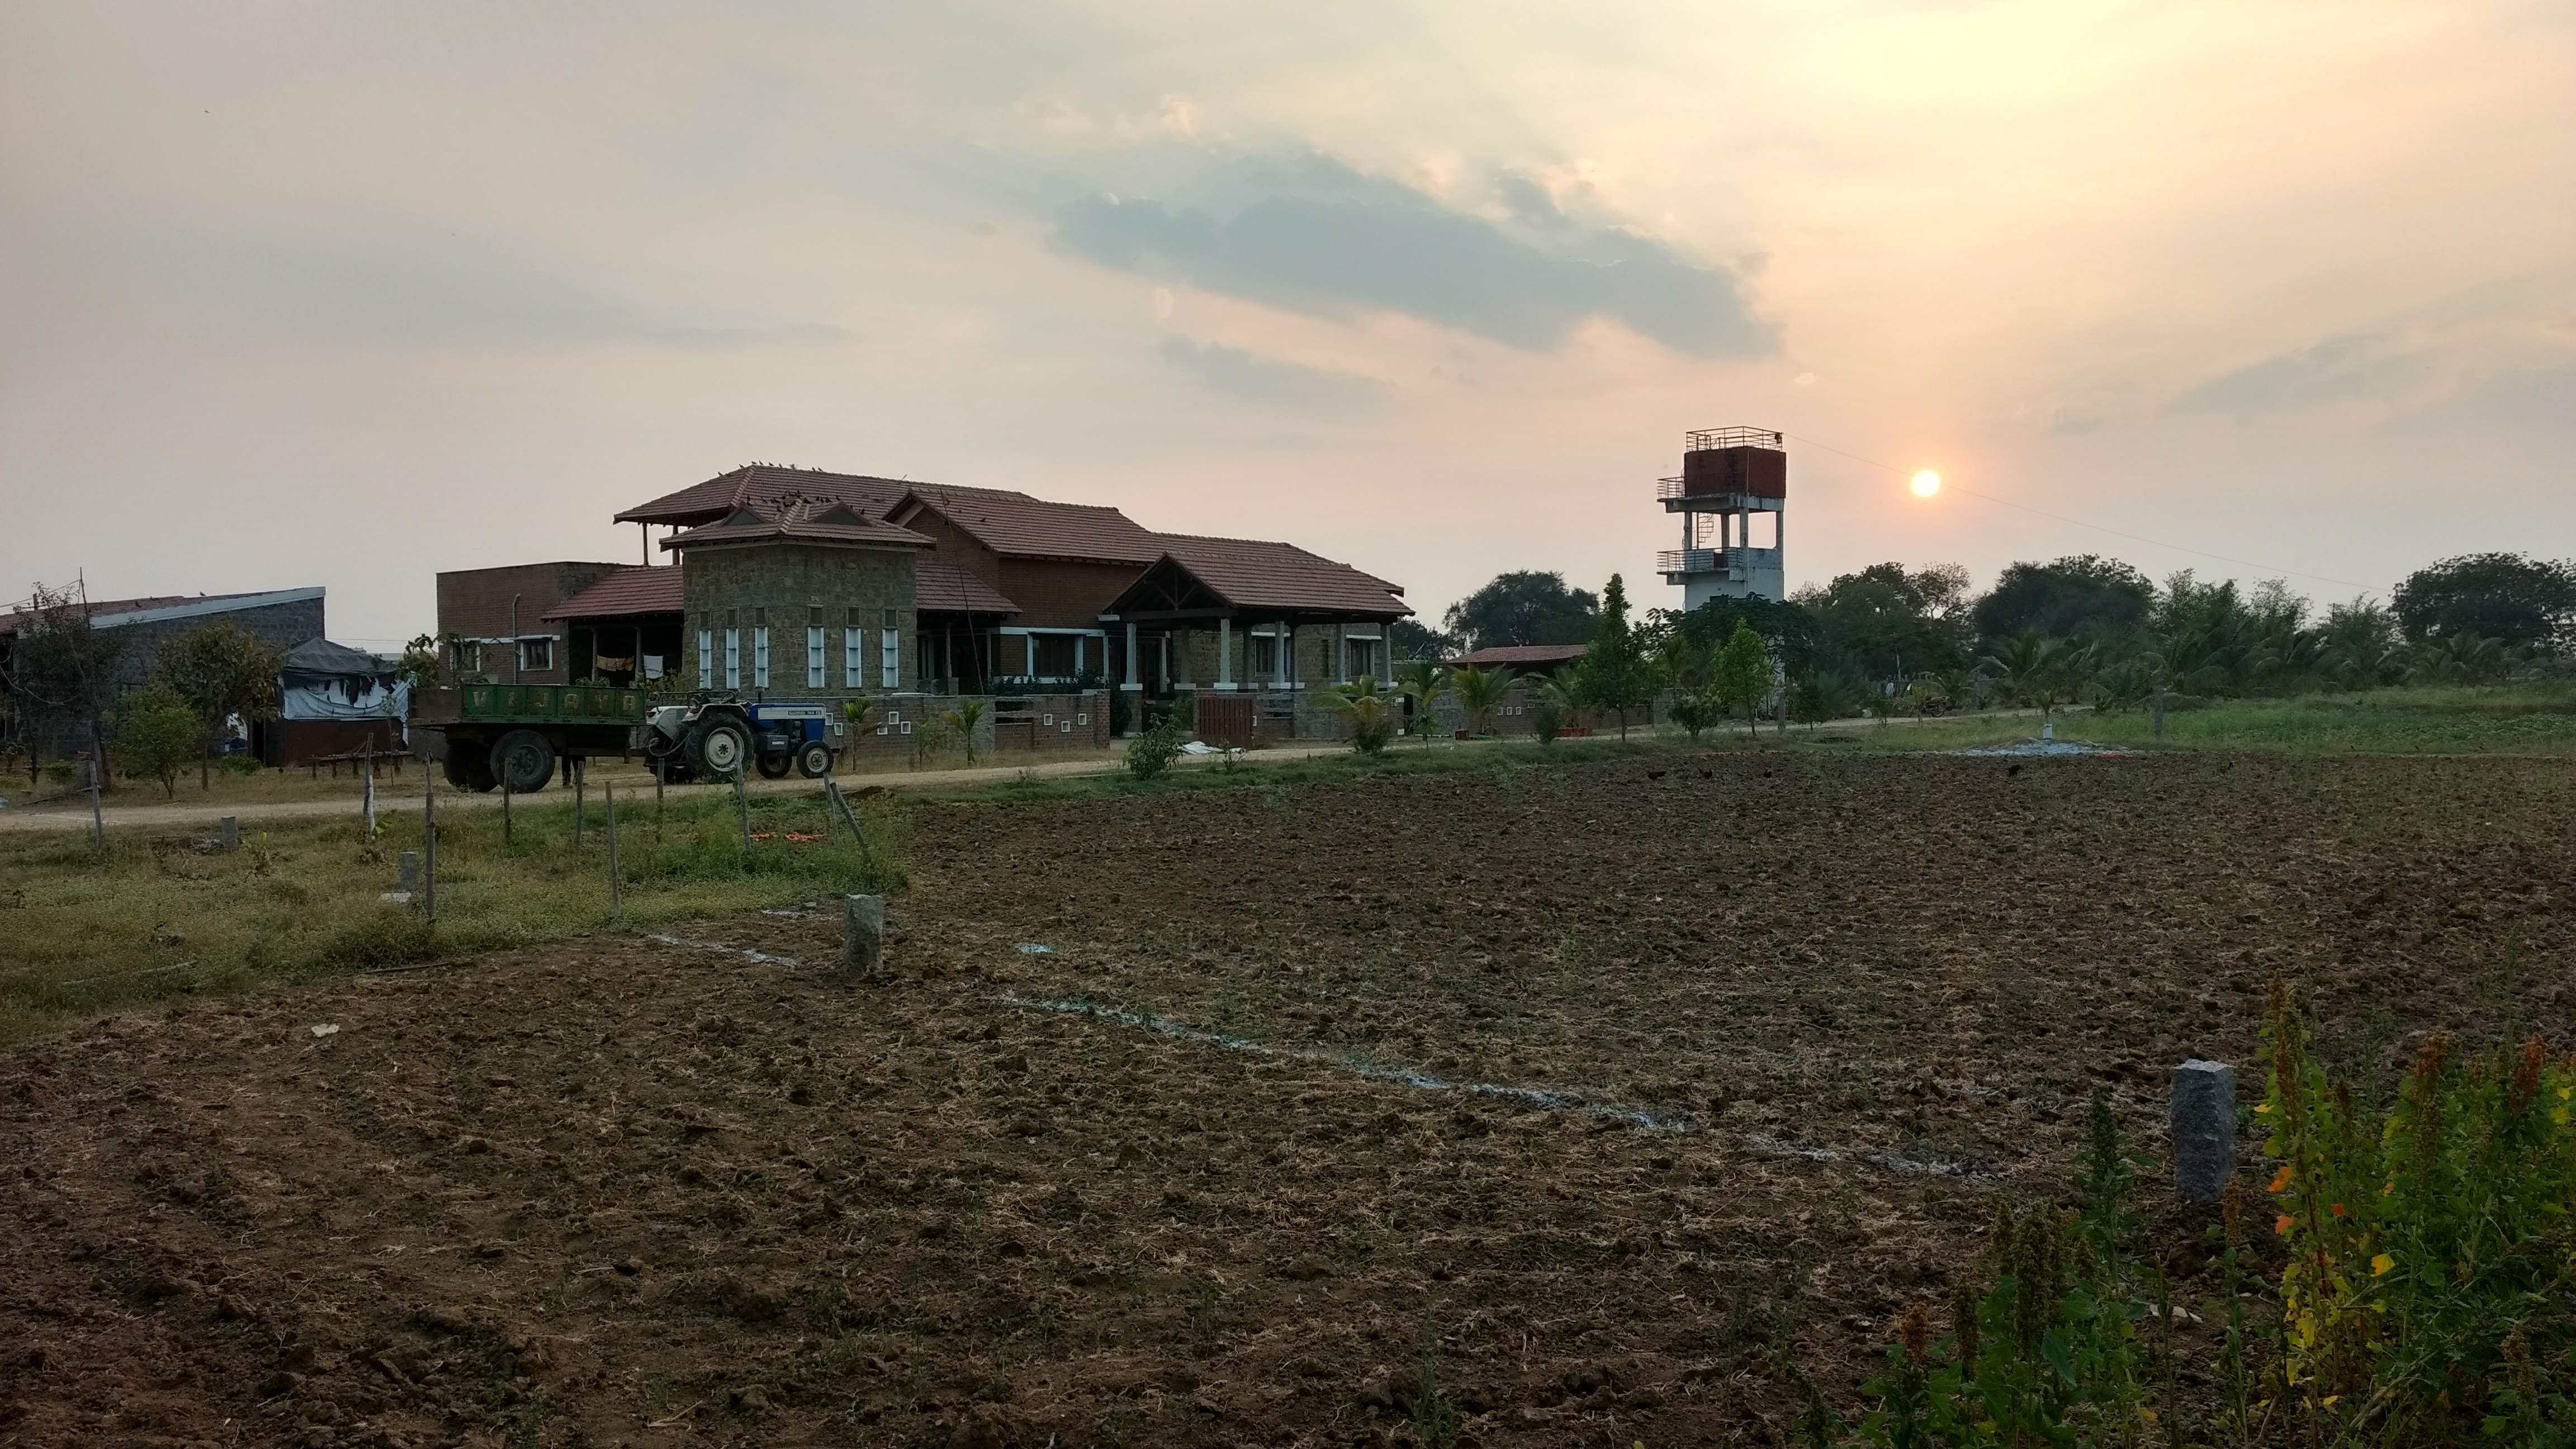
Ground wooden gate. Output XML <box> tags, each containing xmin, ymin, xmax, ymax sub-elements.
<box><xmin>1192</xmin><ymin>693</ymin><xmax>1257</xmax><ymax>748</ymax></box>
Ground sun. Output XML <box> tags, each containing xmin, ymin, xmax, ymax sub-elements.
<box><xmin>1910</xmin><ymin>469</ymin><xmax>1942</xmax><ymax>498</ymax></box>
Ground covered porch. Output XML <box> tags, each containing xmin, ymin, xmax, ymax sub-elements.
<box><xmin>1098</xmin><ymin>546</ymin><xmax>1408</xmax><ymax>743</ymax></box>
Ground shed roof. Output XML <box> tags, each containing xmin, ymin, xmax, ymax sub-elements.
<box><xmin>543</xmin><ymin>566</ymin><xmax>684</xmax><ymax>622</ymax></box>
<box><xmin>281</xmin><ymin>637</ymin><xmax>393</xmax><ymax>677</ymax></box>
<box><xmin>614</xmin><ymin>465</ymin><xmax>916</xmax><ymax>528</ymax></box>
<box><xmin>662</xmin><ymin>498</ymin><xmax>935</xmax><ymax>553</ymax></box>
<box><xmin>916</xmin><ymin>558</ymin><xmax>1019</xmax><ymax>615</ymax></box>
<box><xmin>0</xmin><ymin>587</ymin><xmax>323</xmax><ymax>638</ymax></box>
<box><xmin>1104</xmin><ymin>536</ymin><xmax>1410</xmax><ymax>621</ymax></box>
<box><xmin>1451</xmin><ymin>643</ymin><xmax>1589</xmax><ymax>667</ymax></box>
<box><xmin>892</xmin><ymin>486</ymin><xmax>1165</xmax><ymax>566</ymax></box>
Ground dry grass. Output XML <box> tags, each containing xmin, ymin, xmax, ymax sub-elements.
<box><xmin>0</xmin><ymin>781</ymin><xmax>905</xmax><ymax>1046</ymax></box>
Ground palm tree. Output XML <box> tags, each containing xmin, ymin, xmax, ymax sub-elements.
<box><xmin>1981</xmin><ymin>631</ymin><xmax>2068</xmax><ymax>713</ymax></box>
<box><xmin>1319</xmin><ymin>678</ymin><xmax>1397</xmax><ymax>754</ymax></box>
<box><xmin>1446</xmin><ymin>665</ymin><xmax>1519</xmax><ymax>737</ymax></box>
<box><xmin>1530</xmin><ymin>675</ymin><xmax>1581</xmax><ymax>744</ymax></box>
<box><xmin>1395</xmin><ymin>658</ymin><xmax>1447</xmax><ymax>739</ymax></box>
<box><xmin>942</xmin><ymin>698</ymin><xmax>988</xmax><ymax>765</ymax></box>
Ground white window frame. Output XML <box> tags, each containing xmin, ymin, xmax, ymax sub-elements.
<box><xmin>879</xmin><ymin>627</ymin><xmax>900</xmax><ymax>688</ymax></box>
<box><xmin>697</xmin><ymin>629</ymin><xmax>713</xmax><ymax>689</ymax></box>
<box><xmin>843</xmin><ymin>627</ymin><xmax>863</xmax><ymax>688</ymax></box>
<box><xmin>753</xmin><ymin>628</ymin><xmax>771</xmax><ymax>689</ymax></box>
<box><xmin>806</xmin><ymin>627</ymin><xmax>826</xmax><ymax>688</ymax></box>
<box><xmin>517</xmin><ymin>636</ymin><xmax>553</xmax><ymax>674</ymax></box>
<box><xmin>723</xmin><ymin>628</ymin><xmax>741</xmax><ymax>689</ymax></box>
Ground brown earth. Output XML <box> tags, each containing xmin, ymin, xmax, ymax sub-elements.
<box><xmin>3</xmin><ymin>750</ymin><xmax>2570</xmax><ymax>1448</ymax></box>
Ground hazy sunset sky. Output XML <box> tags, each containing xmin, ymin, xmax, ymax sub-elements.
<box><xmin>4</xmin><ymin>1</ymin><xmax>2570</xmax><ymax>646</ymax></box>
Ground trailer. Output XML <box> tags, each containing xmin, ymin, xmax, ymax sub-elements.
<box><xmin>408</xmin><ymin>683</ymin><xmax>654</xmax><ymax>793</ymax></box>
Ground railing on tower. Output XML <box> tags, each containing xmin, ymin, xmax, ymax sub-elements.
<box><xmin>1684</xmin><ymin>426</ymin><xmax>1784</xmax><ymax>452</ymax></box>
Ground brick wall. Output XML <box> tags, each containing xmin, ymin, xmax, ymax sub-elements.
<box><xmin>678</xmin><ymin>542</ymin><xmax>916</xmax><ymax>702</ymax></box>
<box><xmin>436</xmin><ymin>562</ymin><xmax>624</xmax><ymax>685</ymax></box>
<box><xmin>828</xmin><ymin>690</ymin><xmax>1111</xmax><ymax>771</ymax></box>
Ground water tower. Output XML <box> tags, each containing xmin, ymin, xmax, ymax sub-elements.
<box><xmin>1656</xmin><ymin>426</ymin><xmax>1786</xmax><ymax>608</ymax></box>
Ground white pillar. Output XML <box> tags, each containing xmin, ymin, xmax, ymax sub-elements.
<box><xmin>1277</xmin><ymin>623</ymin><xmax>1293</xmax><ymax>688</ymax></box>
<box><xmin>1024</xmin><ymin>632</ymin><xmax>1036</xmax><ymax>678</ymax></box>
<box><xmin>1123</xmin><ymin>621</ymin><xmax>1142</xmax><ymax>690</ymax></box>
<box><xmin>1216</xmin><ymin>618</ymin><xmax>1234</xmax><ymax>690</ymax></box>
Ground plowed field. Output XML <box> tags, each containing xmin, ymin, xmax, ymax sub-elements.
<box><xmin>6</xmin><ymin>750</ymin><xmax>2571</xmax><ymax>1447</ymax></box>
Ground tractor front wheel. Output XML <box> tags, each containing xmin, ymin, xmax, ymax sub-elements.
<box><xmin>795</xmin><ymin>741</ymin><xmax>834</xmax><ymax>779</ymax></box>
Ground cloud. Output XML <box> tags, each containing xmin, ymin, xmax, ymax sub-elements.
<box><xmin>2174</xmin><ymin>335</ymin><xmax>2427</xmax><ymax>413</ymax></box>
<box><xmin>1054</xmin><ymin>152</ymin><xmax>1774</xmax><ymax>358</ymax></box>
<box><xmin>1156</xmin><ymin>337</ymin><xmax>1384</xmax><ymax>413</ymax></box>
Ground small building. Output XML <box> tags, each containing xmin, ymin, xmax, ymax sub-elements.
<box><xmin>434</xmin><ymin>562</ymin><xmax>626</xmax><ymax>685</ymax></box>
<box><xmin>1450</xmin><ymin>643</ymin><xmax>1588</xmax><ymax>674</ymax></box>
<box><xmin>257</xmin><ymin>638</ymin><xmax>408</xmax><ymax>766</ymax></box>
<box><xmin>1</xmin><ymin>585</ymin><xmax>325</xmax><ymax>761</ymax></box>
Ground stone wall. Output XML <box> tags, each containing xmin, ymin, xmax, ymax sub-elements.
<box><xmin>680</xmin><ymin>543</ymin><xmax>917</xmax><ymax>702</ymax></box>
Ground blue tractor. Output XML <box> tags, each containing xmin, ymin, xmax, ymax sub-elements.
<box><xmin>636</xmin><ymin>692</ymin><xmax>845</xmax><ymax>783</ymax></box>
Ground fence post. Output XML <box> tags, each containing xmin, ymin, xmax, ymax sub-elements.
<box><xmin>735</xmin><ymin>766</ymin><xmax>751</xmax><ymax>855</ymax></box>
<box><xmin>422</xmin><ymin>761</ymin><xmax>437</xmax><ymax>922</ymax></box>
<box><xmin>606</xmin><ymin>779</ymin><xmax>622</xmax><ymax>926</ymax></box>
<box><xmin>2171</xmin><ymin>1059</ymin><xmax>2236</xmax><ymax>1202</ymax></box>
<box><xmin>362</xmin><ymin>742</ymin><xmax>376</xmax><ymax>839</ymax></box>
<box><xmin>825</xmin><ymin>778</ymin><xmax>870</xmax><ymax>857</ymax></box>
<box><xmin>502</xmin><ymin>778</ymin><xmax>513</xmax><ymax>844</ymax></box>
<box><xmin>840</xmin><ymin>893</ymin><xmax>885</xmax><ymax>979</ymax></box>
<box><xmin>2153</xmin><ymin>688</ymin><xmax>2166</xmax><ymax>740</ymax></box>
<box><xmin>654</xmin><ymin>763</ymin><xmax>664</xmax><ymax>841</ymax></box>
<box><xmin>84</xmin><ymin>757</ymin><xmax>103</xmax><ymax>849</ymax></box>
<box><xmin>573</xmin><ymin>757</ymin><xmax>585</xmax><ymax>850</ymax></box>
<box><xmin>220</xmin><ymin>815</ymin><xmax>239</xmax><ymax>851</ymax></box>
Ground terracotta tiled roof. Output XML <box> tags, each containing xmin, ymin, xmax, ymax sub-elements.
<box><xmin>895</xmin><ymin>486</ymin><xmax>1166</xmax><ymax>566</ymax></box>
<box><xmin>1451</xmin><ymin>643</ymin><xmax>1588</xmax><ymax>667</ymax></box>
<box><xmin>663</xmin><ymin>498</ymin><xmax>934</xmax><ymax>553</ymax></box>
<box><xmin>915</xmin><ymin>559</ymin><xmax>1019</xmax><ymax>615</ymax></box>
<box><xmin>1150</xmin><ymin>534</ymin><xmax>1410</xmax><ymax>619</ymax></box>
<box><xmin>614</xmin><ymin>465</ymin><xmax>925</xmax><ymax>527</ymax></box>
<box><xmin>543</xmin><ymin>566</ymin><xmax>684</xmax><ymax>622</ymax></box>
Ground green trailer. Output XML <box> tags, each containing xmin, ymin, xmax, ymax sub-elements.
<box><xmin>410</xmin><ymin>683</ymin><xmax>651</xmax><ymax>793</ymax></box>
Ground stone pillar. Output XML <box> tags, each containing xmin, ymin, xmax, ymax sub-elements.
<box><xmin>840</xmin><ymin>894</ymin><xmax>886</xmax><ymax>979</ymax></box>
<box><xmin>398</xmin><ymin>851</ymin><xmax>420</xmax><ymax>892</ymax></box>
<box><xmin>1216</xmin><ymin>618</ymin><xmax>1234</xmax><ymax>690</ymax></box>
<box><xmin>1335</xmin><ymin>623</ymin><xmax>1348</xmax><ymax>685</ymax></box>
<box><xmin>219</xmin><ymin>816</ymin><xmax>239</xmax><ymax>851</ymax></box>
<box><xmin>2171</xmin><ymin>1059</ymin><xmax>2237</xmax><ymax>1202</ymax></box>
<box><xmin>1123</xmin><ymin>621</ymin><xmax>1142</xmax><ymax>690</ymax></box>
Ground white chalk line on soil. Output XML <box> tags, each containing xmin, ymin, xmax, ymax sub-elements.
<box><xmin>634</xmin><ymin>931</ymin><xmax>2010</xmax><ymax>1183</ymax></box>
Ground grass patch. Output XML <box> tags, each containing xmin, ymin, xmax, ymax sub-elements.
<box><xmin>0</xmin><ymin>782</ymin><xmax>904</xmax><ymax>1046</ymax></box>
<box><xmin>1834</xmin><ymin>681</ymin><xmax>2576</xmax><ymax>755</ymax></box>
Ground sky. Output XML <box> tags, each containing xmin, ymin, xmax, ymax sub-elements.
<box><xmin>3</xmin><ymin>1</ymin><xmax>2571</xmax><ymax>647</ymax></box>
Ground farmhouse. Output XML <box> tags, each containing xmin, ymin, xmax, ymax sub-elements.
<box><xmin>433</xmin><ymin>462</ymin><xmax>1408</xmax><ymax>744</ymax></box>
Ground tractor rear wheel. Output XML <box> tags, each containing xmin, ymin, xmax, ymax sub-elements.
<box><xmin>442</xmin><ymin>747</ymin><xmax>498</xmax><ymax>793</ymax></box>
<box><xmin>490</xmin><ymin>729</ymin><xmax>556</xmax><ymax>794</ymax></box>
<box><xmin>684</xmin><ymin>718</ymin><xmax>750</xmax><ymax>782</ymax></box>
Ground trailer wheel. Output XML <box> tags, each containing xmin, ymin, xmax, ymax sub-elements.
<box><xmin>491</xmin><ymin>729</ymin><xmax>556</xmax><ymax>794</ymax></box>
<box><xmin>795</xmin><ymin>741</ymin><xmax>834</xmax><ymax>779</ymax></box>
<box><xmin>685</xmin><ymin>718</ymin><xmax>750</xmax><ymax>782</ymax></box>
<box><xmin>755</xmin><ymin>752</ymin><xmax>792</xmax><ymax>780</ymax></box>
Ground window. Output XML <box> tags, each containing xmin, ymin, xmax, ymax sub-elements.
<box><xmin>879</xmin><ymin>608</ymin><xmax>900</xmax><ymax>689</ymax></box>
<box><xmin>517</xmin><ymin>636</ymin><xmax>553</xmax><ymax>674</ymax></box>
<box><xmin>806</xmin><ymin>624</ymin><xmax>826</xmax><ymax>688</ymax></box>
<box><xmin>1033</xmin><ymin>633</ymin><xmax>1077</xmax><ymax>679</ymax></box>
<box><xmin>1249</xmin><ymin>633</ymin><xmax>1278</xmax><ymax>678</ymax></box>
<box><xmin>454</xmin><ymin>641</ymin><xmax>484</xmax><ymax>676</ymax></box>
<box><xmin>723</xmin><ymin>628</ymin><xmax>741</xmax><ymax>688</ymax></box>
<box><xmin>697</xmin><ymin>629</ymin><xmax>713</xmax><ymax>689</ymax></box>
<box><xmin>1346</xmin><ymin>636</ymin><xmax>1381</xmax><ymax>681</ymax></box>
<box><xmin>844</xmin><ymin>606</ymin><xmax>864</xmax><ymax>688</ymax></box>
<box><xmin>753</xmin><ymin>627</ymin><xmax>771</xmax><ymax>689</ymax></box>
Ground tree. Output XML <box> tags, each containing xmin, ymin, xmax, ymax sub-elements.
<box><xmin>2393</xmin><ymin>553</ymin><xmax>2576</xmax><ymax>652</ymax></box>
<box><xmin>1710</xmin><ymin>622</ymin><xmax>1773</xmax><ymax>735</ymax></box>
<box><xmin>1661</xmin><ymin>593</ymin><xmax>1825</xmax><ymax>676</ymax></box>
<box><xmin>1388</xmin><ymin>618</ymin><xmax>1459</xmax><ymax>661</ymax></box>
<box><xmin>1972</xmin><ymin>555</ymin><xmax>2154</xmax><ymax>646</ymax></box>
<box><xmin>1446</xmin><ymin>665</ymin><xmax>1518</xmax><ymax>736</ymax></box>
<box><xmin>115</xmin><ymin>685</ymin><xmax>201</xmax><ymax>799</ymax></box>
<box><xmin>1</xmin><ymin>581</ymin><xmax>128</xmax><ymax>780</ymax></box>
<box><xmin>1394</xmin><ymin>658</ymin><xmax>1446</xmax><ymax>738</ymax></box>
<box><xmin>155</xmin><ymin>621</ymin><xmax>283</xmax><ymax>790</ymax></box>
<box><xmin>1319</xmin><ymin>679</ymin><xmax>1396</xmax><ymax>755</ymax></box>
<box><xmin>1571</xmin><ymin>573</ymin><xmax>1652</xmax><ymax>740</ymax></box>
<box><xmin>1794</xmin><ymin>562</ymin><xmax>1973</xmax><ymax>688</ymax></box>
<box><xmin>941</xmin><ymin>698</ymin><xmax>988</xmax><ymax>766</ymax></box>
<box><xmin>1981</xmin><ymin>631</ymin><xmax>2068</xmax><ymax>713</ymax></box>
<box><xmin>1441</xmin><ymin>571</ymin><xmax>1598</xmax><ymax>652</ymax></box>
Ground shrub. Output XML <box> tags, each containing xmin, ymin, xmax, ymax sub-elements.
<box><xmin>115</xmin><ymin>685</ymin><xmax>203</xmax><ymax>798</ymax></box>
<box><xmin>1125</xmin><ymin>709</ymin><xmax>1188</xmax><ymax>780</ymax></box>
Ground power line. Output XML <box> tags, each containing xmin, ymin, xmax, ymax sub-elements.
<box><xmin>1781</xmin><ymin>431</ymin><xmax>2376</xmax><ymax>594</ymax></box>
